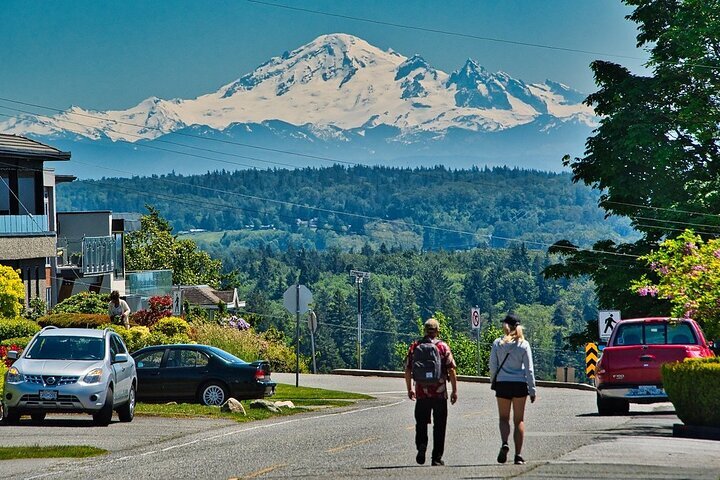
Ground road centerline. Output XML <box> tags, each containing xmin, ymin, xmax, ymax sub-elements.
<box><xmin>326</xmin><ymin>436</ymin><xmax>379</xmax><ymax>453</ymax></box>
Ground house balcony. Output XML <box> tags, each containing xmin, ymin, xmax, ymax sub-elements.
<box><xmin>0</xmin><ymin>214</ymin><xmax>49</xmax><ymax>235</ymax></box>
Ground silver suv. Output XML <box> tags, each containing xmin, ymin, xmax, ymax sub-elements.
<box><xmin>2</xmin><ymin>326</ymin><xmax>137</xmax><ymax>426</ymax></box>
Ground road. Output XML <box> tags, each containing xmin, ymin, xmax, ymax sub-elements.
<box><xmin>2</xmin><ymin>373</ymin><xmax>719</xmax><ymax>480</ymax></box>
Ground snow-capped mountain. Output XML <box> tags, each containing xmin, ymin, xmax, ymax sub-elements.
<box><xmin>0</xmin><ymin>33</ymin><xmax>596</xmax><ymax>177</ymax></box>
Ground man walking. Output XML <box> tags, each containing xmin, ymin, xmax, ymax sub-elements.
<box><xmin>404</xmin><ymin>318</ymin><xmax>458</xmax><ymax>466</ymax></box>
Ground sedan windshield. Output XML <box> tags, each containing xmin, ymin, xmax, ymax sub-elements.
<box><xmin>207</xmin><ymin>346</ymin><xmax>248</xmax><ymax>364</ymax></box>
<box><xmin>25</xmin><ymin>336</ymin><xmax>105</xmax><ymax>360</ymax></box>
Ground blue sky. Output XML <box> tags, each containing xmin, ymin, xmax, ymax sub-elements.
<box><xmin>1</xmin><ymin>0</ymin><xmax>649</xmax><ymax>111</ymax></box>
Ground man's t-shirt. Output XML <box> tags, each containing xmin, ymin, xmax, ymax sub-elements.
<box><xmin>406</xmin><ymin>338</ymin><xmax>456</xmax><ymax>399</ymax></box>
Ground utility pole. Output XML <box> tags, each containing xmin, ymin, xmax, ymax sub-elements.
<box><xmin>350</xmin><ymin>269</ymin><xmax>370</xmax><ymax>370</ymax></box>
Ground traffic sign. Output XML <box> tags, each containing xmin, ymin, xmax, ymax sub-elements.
<box><xmin>470</xmin><ymin>308</ymin><xmax>482</xmax><ymax>330</ymax></box>
<box><xmin>599</xmin><ymin>310</ymin><xmax>621</xmax><ymax>342</ymax></box>
<box><xmin>172</xmin><ymin>287</ymin><xmax>183</xmax><ymax>316</ymax></box>
<box><xmin>283</xmin><ymin>285</ymin><xmax>313</xmax><ymax>314</ymax></box>
<box><xmin>585</xmin><ymin>342</ymin><xmax>598</xmax><ymax>378</ymax></box>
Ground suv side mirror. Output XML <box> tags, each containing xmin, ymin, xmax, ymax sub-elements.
<box><xmin>113</xmin><ymin>353</ymin><xmax>129</xmax><ymax>364</ymax></box>
<box><xmin>7</xmin><ymin>350</ymin><xmax>18</xmax><ymax>360</ymax></box>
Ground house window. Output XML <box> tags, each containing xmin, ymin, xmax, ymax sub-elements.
<box><xmin>0</xmin><ymin>173</ymin><xmax>9</xmax><ymax>214</ymax></box>
<box><xmin>17</xmin><ymin>173</ymin><xmax>37</xmax><ymax>214</ymax></box>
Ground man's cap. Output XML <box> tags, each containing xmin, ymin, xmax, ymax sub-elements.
<box><xmin>503</xmin><ymin>314</ymin><xmax>521</xmax><ymax>327</ymax></box>
<box><xmin>424</xmin><ymin>318</ymin><xmax>440</xmax><ymax>330</ymax></box>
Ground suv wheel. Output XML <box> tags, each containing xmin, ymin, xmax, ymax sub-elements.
<box><xmin>200</xmin><ymin>382</ymin><xmax>228</xmax><ymax>406</ymax></box>
<box><xmin>2</xmin><ymin>406</ymin><xmax>20</xmax><ymax>425</ymax></box>
<box><xmin>93</xmin><ymin>387</ymin><xmax>114</xmax><ymax>426</ymax></box>
<box><xmin>30</xmin><ymin>412</ymin><xmax>46</xmax><ymax>423</ymax></box>
<box><xmin>117</xmin><ymin>384</ymin><xmax>136</xmax><ymax>422</ymax></box>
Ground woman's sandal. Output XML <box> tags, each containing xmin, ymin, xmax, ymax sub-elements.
<box><xmin>497</xmin><ymin>443</ymin><xmax>510</xmax><ymax>464</ymax></box>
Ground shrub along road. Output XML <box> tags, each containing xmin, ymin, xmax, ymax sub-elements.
<box><xmin>3</xmin><ymin>374</ymin><xmax>720</xmax><ymax>479</ymax></box>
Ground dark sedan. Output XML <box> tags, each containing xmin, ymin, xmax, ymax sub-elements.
<box><xmin>131</xmin><ymin>344</ymin><xmax>276</xmax><ymax>406</ymax></box>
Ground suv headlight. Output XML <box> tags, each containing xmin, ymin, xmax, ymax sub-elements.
<box><xmin>6</xmin><ymin>366</ymin><xmax>23</xmax><ymax>383</ymax></box>
<box><xmin>83</xmin><ymin>368</ymin><xmax>103</xmax><ymax>384</ymax></box>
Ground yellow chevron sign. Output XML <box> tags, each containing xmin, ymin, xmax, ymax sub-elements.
<box><xmin>585</xmin><ymin>342</ymin><xmax>598</xmax><ymax>378</ymax></box>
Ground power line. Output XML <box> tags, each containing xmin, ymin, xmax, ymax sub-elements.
<box><xmin>246</xmin><ymin>0</ymin><xmax>645</xmax><ymax>61</ymax></box>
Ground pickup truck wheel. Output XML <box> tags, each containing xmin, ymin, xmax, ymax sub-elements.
<box><xmin>117</xmin><ymin>384</ymin><xmax>136</xmax><ymax>422</ymax></box>
<box><xmin>597</xmin><ymin>393</ymin><xmax>616</xmax><ymax>416</ymax></box>
<box><xmin>93</xmin><ymin>387</ymin><xmax>114</xmax><ymax>426</ymax></box>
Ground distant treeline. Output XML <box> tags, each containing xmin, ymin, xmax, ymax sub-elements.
<box><xmin>57</xmin><ymin>165</ymin><xmax>637</xmax><ymax>251</ymax></box>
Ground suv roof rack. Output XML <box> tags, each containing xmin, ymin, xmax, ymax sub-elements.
<box><xmin>40</xmin><ymin>325</ymin><xmax>59</xmax><ymax>331</ymax></box>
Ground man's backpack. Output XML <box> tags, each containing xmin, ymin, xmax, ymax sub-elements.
<box><xmin>412</xmin><ymin>339</ymin><xmax>443</xmax><ymax>384</ymax></box>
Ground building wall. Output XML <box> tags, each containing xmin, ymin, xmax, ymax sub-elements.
<box><xmin>0</xmin><ymin>236</ymin><xmax>56</xmax><ymax>259</ymax></box>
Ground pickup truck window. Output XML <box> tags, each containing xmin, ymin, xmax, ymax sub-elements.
<box><xmin>613</xmin><ymin>322</ymin><xmax>697</xmax><ymax>346</ymax></box>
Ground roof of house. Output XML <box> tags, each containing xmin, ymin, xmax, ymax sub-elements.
<box><xmin>0</xmin><ymin>134</ymin><xmax>71</xmax><ymax>161</ymax></box>
<box><xmin>181</xmin><ymin>285</ymin><xmax>244</xmax><ymax>309</ymax></box>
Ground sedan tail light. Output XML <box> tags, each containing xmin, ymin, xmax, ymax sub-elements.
<box><xmin>255</xmin><ymin>369</ymin><xmax>266</xmax><ymax>381</ymax></box>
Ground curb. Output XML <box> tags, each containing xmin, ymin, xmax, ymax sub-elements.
<box><xmin>330</xmin><ymin>369</ymin><xmax>596</xmax><ymax>391</ymax></box>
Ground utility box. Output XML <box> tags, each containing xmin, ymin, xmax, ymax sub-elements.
<box><xmin>556</xmin><ymin>366</ymin><xmax>576</xmax><ymax>383</ymax></box>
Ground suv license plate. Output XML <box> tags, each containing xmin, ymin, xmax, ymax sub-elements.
<box><xmin>39</xmin><ymin>390</ymin><xmax>57</xmax><ymax>400</ymax></box>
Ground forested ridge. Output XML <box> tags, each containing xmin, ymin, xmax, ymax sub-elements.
<box><xmin>57</xmin><ymin>165</ymin><xmax>636</xmax><ymax>252</ymax></box>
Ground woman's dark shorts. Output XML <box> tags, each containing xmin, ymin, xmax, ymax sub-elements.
<box><xmin>494</xmin><ymin>381</ymin><xmax>529</xmax><ymax>399</ymax></box>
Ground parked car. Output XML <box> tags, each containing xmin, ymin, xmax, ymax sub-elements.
<box><xmin>595</xmin><ymin>317</ymin><xmax>714</xmax><ymax>415</ymax></box>
<box><xmin>131</xmin><ymin>344</ymin><xmax>276</xmax><ymax>406</ymax></box>
<box><xmin>2</xmin><ymin>326</ymin><xmax>137</xmax><ymax>425</ymax></box>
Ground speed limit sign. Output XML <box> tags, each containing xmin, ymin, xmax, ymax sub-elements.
<box><xmin>470</xmin><ymin>308</ymin><xmax>481</xmax><ymax>330</ymax></box>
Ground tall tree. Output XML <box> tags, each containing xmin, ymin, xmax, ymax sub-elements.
<box><xmin>547</xmin><ymin>0</ymin><xmax>720</xmax><ymax>322</ymax></box>
<box><xmin>126</xmin><ymin>205</ymin><xmax>222</xmax><ymax>287</ymax></box>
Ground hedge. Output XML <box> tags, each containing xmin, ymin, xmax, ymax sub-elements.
<box><xmin>0</xmin><ymin>318</ymin><xmax>40</xmax><ymax>341</ymax></box>
<box><xmin>0</xmin><ymin>336</ymin><xmax>32</xmax><ymax>349</ymax></box>
<box><xmin>662</xmin><ymin>357</ymin><xmax>720</xmax><ymax>427</ymax></box>
<box><xmin>37</xmin><ymin>313</ymin><xmax>108</xmax><ymax>329</ymax></box>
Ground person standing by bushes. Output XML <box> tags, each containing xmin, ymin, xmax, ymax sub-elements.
<box><xmin>108</xmin><ymin>291</ymin><xmax>131</xmax><ymax>328</ymax></box>
<box><xmin>490</xmin><ymin>313</ymin><xmax>537</xmax><ymax>465</ymax></box>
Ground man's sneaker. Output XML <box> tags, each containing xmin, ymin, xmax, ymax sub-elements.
<box><xmin>497</xmin><ymin>443</ymin><xmax>510</xmax><ymax>464</ymax></box>
<box><xmin>514</xmin><ymin>454</ymin><xmax>526</xmax><ymax>465</ymax></box>
<box><xmin>431</xmin><ymin>458</ymin><xmax>445</xmax><ymax>466</ymax></box>
<box><xmin>416</xmin><ymin>450</ymin><xmax>426</xmax><ymax>465</ymax></box>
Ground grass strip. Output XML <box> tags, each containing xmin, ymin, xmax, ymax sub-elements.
<box><xmin>0</xmin><ymin>445</ymin><xmax>107</xmax><ymax>460</ymax></box>
<box><xmin>136</xmin><ymin>382</ymin><xmax>373</xmax><ymax>422</ymax></box>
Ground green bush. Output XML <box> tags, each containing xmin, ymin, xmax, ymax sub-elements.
<box><xmin>192</xmin><ymin>323</ymin><xmax>305</xmax><ymax>373</ymax></box>
<box><xmin>101</xmin><ymin>325</ymin><xmax>151</xmax><ymax>353</ymax></box>
<box><xmin>52</xmin><ymin>292</ymin><xmax>109</xmax><ymax>314</ymax></box>
<box><xmin>153</xmin><ymin>317</ymin><xmax>190</xmax><ymax>337</ymax></box>
<box><xmin>0</xmin><ymin>362</ymin><xmax>6</xmax><ymax>393</ymax></box>
<box><xmin>146</xmin><ymin>331</ymin><xmax>192</xmax><ymax>347</ymax></box>
<box><xmin>662</xmin><ymin>357</ymin><xmax>720</xmax><ymax>427</ymax></box>
<box><xmin>0</xmin><ymin>318</ymin><xmax>40</xmax><ymax>341</ymax></box>
<box><xmin>0</xmin><ymin>336</ymin><xmax>32</xmax><ymax>349</ymax></box>
<box><xmin>38</xmin><ymin>313</ymin><xmax>108</xmax><ymax>328</ymax></box>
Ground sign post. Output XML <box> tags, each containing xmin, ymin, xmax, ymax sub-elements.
<box><xmin>283</xmin><ymin>284</ymin><xmax>313</xmax><ymax>387</ymax></box>
<box><xmin>470</xmin><ymin>307</ymin><xmax>482</xmax><ymax>375</ymax></box>
<box><xmin>598</xmin><ymin>310</ymin><xmax>621</xmax><ymax>343</ymax></box>
<box><xmin>308</xmin><ymin>310</ymin><xmax>318</xmax><ymax>374</ymax></box>
<box><xmin>585</xmin><ymin>343</ymin><xmax>598</xmax><ymax>379</ymax></box>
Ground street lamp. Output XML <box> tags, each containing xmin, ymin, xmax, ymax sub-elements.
<box><xmin>350</xmin><ymin>269</ymin><xmax>370</xmax><ymax>369</ymax></box>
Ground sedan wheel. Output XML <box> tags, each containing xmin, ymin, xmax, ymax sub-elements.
<box><xmin>201</xmin><ymin>383</ymin><xmax>227</xmax><ymax>406</ymax></box>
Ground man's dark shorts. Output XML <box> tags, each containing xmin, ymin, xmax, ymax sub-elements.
<box><xmin>494</xmin><ymin>381</ymin><xmax>528</xmax><ymax>399</ymax></box>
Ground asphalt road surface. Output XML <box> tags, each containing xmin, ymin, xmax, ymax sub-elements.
<box><xmin>3</xmin><ymin>373</ymin><xmax>719</xmax><ymax>480</ymax></box>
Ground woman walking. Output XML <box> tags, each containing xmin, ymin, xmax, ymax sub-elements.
<box><xmin>489</xmin><ymin>313</ymin><xmax>537</xmax><ymax>465</ymax></box>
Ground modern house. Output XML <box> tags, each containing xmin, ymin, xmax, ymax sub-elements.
<box><xmin>0</xmin><ymin>134</ymin><xmax>70</xmax><ymax>307</ymax></box>
<box><xmin>55</xmin><ymin>211</ymin><xmax>137</xmax><ymax>303</ymax></box>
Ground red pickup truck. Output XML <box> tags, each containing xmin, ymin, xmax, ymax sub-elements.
<box><xmin>595</xmin><ymin>317</ymin><xmax>715</xmax><ymax>415</ymax></box>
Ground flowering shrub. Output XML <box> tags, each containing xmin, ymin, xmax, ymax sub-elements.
<box><xmin>223</xmin><ymin>315</ymin><xmax>251</xmax><ymax>331</ymax></box>
<box><xmin>631</xmin><ymin>229</ymin><xmax>720</xmax><ymax>338</ymax></box>
<box><xmin>131</xmin><ymin>295</ymin><xmax>172</xmax><ymax>327</ymax></box>
<box><xmin>0</xmin><ymin>344</ymin><xmax>22</xmax><ymax>367</ymax></box>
